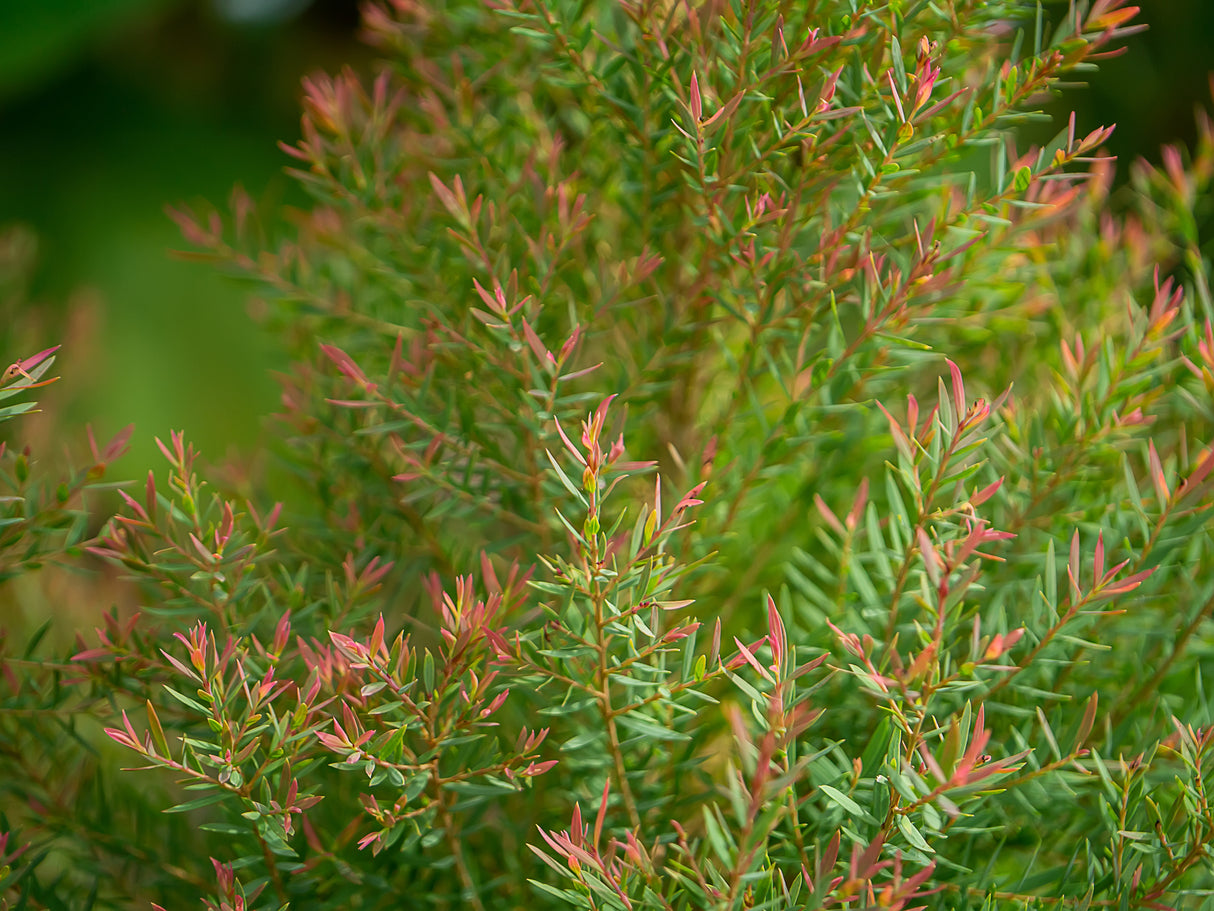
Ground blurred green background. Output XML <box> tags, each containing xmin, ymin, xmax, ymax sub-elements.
<box><xmin>0</xmin><ymin>0</ymin><xmax>1211</xmax><ymax>474</ymax></box>
<box><xmin>0</xmin><ymin>0</ymin><xmax>367</xmax><ymax>471</ymax></box>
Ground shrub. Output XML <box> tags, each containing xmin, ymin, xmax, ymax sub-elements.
<box><xmin>6</xmin><ymin>0</ymin><xmax>1214</xmax><ymax>908</ymax></box>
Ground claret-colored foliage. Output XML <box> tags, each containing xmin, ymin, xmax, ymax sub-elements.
<box><xmin>5</xmin><ymin>0</ymin><xmax>1214</xmax><ymax>908</ymax></box>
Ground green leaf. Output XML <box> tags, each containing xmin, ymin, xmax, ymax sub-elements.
<box><xmin>701</xmin><ymin>806</ymin><xmax>735</xmax><ymax>866</ymax></box>
<box><xmin>818</xmin><ymin>784</ymin><xmax>865</xmax><ymax>817</ymax></box>
<box><xmin>198</xmin><ymin>823</ymin><xmax>245</xmax><ymax>835</ymax></box>
<box><xmin>545</xmin><ymin>450</ymin><xmax>589</xmax><ymax>507</ymax></box>
<box><xmin>422</xmin><ymin>650</ymin><xmax>435</xmax><ymax>692</ymax></box>
<box><xmin>860</xmin><ymin>718</ymin><xmax>893</xmax><ymax>777</ymax></box>
<box><xmin>403</xmin><ymin>773</ymin><xmax>429</xmax><ymax>802</ymax></box>
<box><xmin>509</xmin><ymin>26</ymin><xmax>554</xmax><ymax>44</ymax></box>
<box><xmin>1044</xmin><ymin>537</ymin><xmax>1057</xmax><ymax>612</ymax></box>
<box><xmin>615</xmin><ymin>714</ymin><xmax>691</xmax><ymax>742</ymax></box>
<box><xmin>562</xmin><ymin>732</ymin><xmax>603</xmax><ymax>752</ymax></box>
<box><xmin>163</xmin><ymin>685</ymin><xmax>209</xmax><ymax>714</ymax></box>
<box><xmin>164</xmin><ymin>790</ymin><xmax>228</xmax><ymax>814</ymax></box>
<box><xmin>897</xmin><ymin>814</ymin><xmax>935</xmax><ymax>853</ymax></box>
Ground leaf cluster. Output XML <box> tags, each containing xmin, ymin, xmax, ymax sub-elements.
<box><xmin>6</xmin><ymin>1</ymin><xmax>1214</xmax><ymax>909</ymax></box>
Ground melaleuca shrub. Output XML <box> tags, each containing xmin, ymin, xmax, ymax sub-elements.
<box><xmin>7</xmin><ymin>0</ymin><xmax>1214</xmax><ymax>908</ymax></box>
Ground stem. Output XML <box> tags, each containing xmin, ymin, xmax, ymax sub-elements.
<box><xmin>438</xmin><ymin>792</ymin><xmax>486</xmax><ymax>911</ymax></box>
<box><xmin>597</xmin><ymin>586</ymin><xmax>643</xmax><ymax>829</ymax></box>
<box><xmin>882</xmin><ymin>418</ymin><xmax>967</xmax><ymax>646</ymax></box>
<box><xmin>258</xmin><ymin>833</ymin><xmax>289</xmax><ymax>907</ymax></box>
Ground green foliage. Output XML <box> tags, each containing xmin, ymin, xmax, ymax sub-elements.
<box><xmin>5</xmin><ymin>0</ymin><xmax>1214</xmax><ymax>908</ymax></box>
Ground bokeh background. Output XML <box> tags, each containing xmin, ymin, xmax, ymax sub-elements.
<box><xmin>1</xmin><ymin>0</ymin><xmax>1212</xmax><ymax>474</ymax></box>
